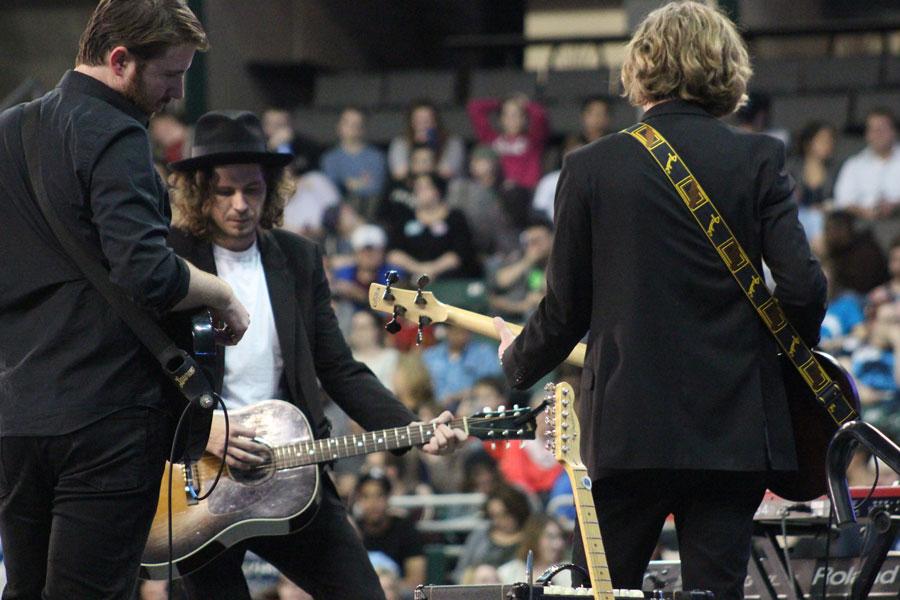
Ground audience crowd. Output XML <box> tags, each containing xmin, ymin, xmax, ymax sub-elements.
<box><xmin>142</xmin><ymin>91</ymin><xmax>900</xmax><ymax>600</ymax></box>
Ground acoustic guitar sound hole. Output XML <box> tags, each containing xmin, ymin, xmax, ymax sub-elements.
<box><xmin>229</xmin><ymin>446</ymin><xmax>276</xmax><ymax>486</ymax></box>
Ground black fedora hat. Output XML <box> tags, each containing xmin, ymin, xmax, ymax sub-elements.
<box><xmin>169</xmin><ymin>110</ymin><xmax>293</xmax><ymax>172</ymax></box>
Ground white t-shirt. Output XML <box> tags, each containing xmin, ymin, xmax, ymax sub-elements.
<box><xmin>213</xmin><ymin>242</ymin><xmax>284</xmax><ymax>408</ymax></box>
<box><xmin>834</xmin><ymin>145</ymin><xmax>900</xmax><ymax>209</ymax></box>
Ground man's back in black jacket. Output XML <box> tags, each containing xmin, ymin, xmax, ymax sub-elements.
<box><xmin>504</xmin><ymin>99</ymin><xmax>827</xmax><ymax>476</ymax></box>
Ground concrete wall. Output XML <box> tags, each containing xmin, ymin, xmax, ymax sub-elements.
<box><xmin>203</xmin><ymin>0</ymin><xmax>371</xmax><ymax>113</ymax></box>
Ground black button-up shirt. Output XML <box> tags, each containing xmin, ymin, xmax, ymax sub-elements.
<box><xmin>0</xmin><ymin>70</ymin><xmax>189</xmax><ymax>435</ymax></box>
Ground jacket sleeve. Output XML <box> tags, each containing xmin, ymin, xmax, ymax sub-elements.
<box><xmin>757</xmin><ymin>137</ymin><xmax>828</xmax><ymax>346</ymax></box>
<box><xmin>503</xmin><ymin>151</ymin><xmax>593</xmax><ymax>388</ymax></box>
<box><xmin>308</xmin><ymin>243</ymin><xmax>417</xmax><ymax>430</ymax></box>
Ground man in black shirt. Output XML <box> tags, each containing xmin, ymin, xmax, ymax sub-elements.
<box><xmin>354</xmin><ymin>472</ymin><xmax>426</xmax><ymax>593</ymax></box>
<box><xmin>0</xmin><ymin>1</ymin><xmax>249</xmax><ymax>597</ymax></box>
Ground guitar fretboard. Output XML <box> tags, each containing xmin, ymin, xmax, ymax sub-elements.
<box><xmin>257</xmin><ymin>418</ymin><xmax>468</xmax><ymax>470</ymax></box>
<box><xmin>568</xmin><ymin>464</ymin><xmax>614</xmax><ymax>600</ymax></box>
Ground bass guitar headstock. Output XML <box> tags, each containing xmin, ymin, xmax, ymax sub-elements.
<box><xmin>467</xmin><ymin>402</ymin><xmax>548</xmax><ymax>446</ymax></box>
<box><xmin>544</xmin><ymin>382</ymin><xmax>583</xmax><ymax>466</ymax></box>
<box><xmin>369</xmin><ymin>272</ymin><xmax>451</xmax><ymax>344</ymax></box>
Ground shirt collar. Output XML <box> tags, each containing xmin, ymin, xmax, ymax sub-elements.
<box><xmin>641</xmin><ymin>99</ymin><xmax>715</xmax><ymax>121</ymax></box>
<box><xmin>58</xmin><ymin>70</ymin><xmax>150</xmax><ymax>127</ymax></box>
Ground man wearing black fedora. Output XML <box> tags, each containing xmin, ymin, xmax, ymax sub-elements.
<box><xmin>165</xmin><ymin>110</ymin><xmax>468</xmax><ymax>599</ymax></box>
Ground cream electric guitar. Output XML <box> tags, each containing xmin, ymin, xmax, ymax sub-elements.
<box><xmin>368</xmin><ymin>282</ymin><xmax>586</xmax><ymax>367</ymax></box>
<box><xmin>544</xmin><ymin>382</ymin><xmax>615</xmax><ymax>600</ymax></box>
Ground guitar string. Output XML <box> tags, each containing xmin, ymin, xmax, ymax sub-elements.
<box><xmin>229</xmin><ymin>416</ymin><xmax>480</xmax><ymax>473</ymax></box>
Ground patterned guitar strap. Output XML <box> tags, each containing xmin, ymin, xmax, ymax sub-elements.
<box><xmin>622</xmin><ymin>122</ymin><xmax>857</xmax><ymax>426</ymax></box>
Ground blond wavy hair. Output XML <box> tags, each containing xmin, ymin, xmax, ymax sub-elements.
<box><xmin>621</xmin><ymin>1</ymin><xmax>752</xmax><ymax>117</ymax></box>
<box><xmin>169</xmin><ymin>165</ymin><xmax>294</xmax><ymax>239</ymax></box>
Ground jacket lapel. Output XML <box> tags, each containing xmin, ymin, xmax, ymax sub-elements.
<box><xmin>258</xmin><ymin>230</ymin><xmax>299</xmax><ymax>402</ymax></box>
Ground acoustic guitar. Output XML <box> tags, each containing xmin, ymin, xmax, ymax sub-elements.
<box><xmin>368</xmin><ymin>282</ymin><xmax>861</xmax><ymax>502</ymax></box>
<box><xmin>140</xmin><ymin>400</ymin><xmax>545</xmax><ymax>579</ymax></box>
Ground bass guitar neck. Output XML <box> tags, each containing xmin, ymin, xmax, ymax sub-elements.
<box><xmin>368</xmin><ymin>282</ymin><xmax>586</xmax><ymax>367</ymax></box>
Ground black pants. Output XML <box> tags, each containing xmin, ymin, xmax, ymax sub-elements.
<box><xmin>180</xmin><ymin>476</ymin><xmax>385</xmax><ymax>600</ymax></box>
<box><xmin>0</xmin><ymin>407</ymin><xmax>170</xmax><ymax>599</ymax></box>
<box><xmin>572</xmin><ymin>469</ymin><xmax>767</xmax><ymax>600</ymax></box>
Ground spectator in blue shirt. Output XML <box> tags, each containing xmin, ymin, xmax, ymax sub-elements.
<box><xmin>321</xmin><ymin>107</ymin><xmax>387</xmax><ymax>221</ymax></box>
<box><xmin>422</xmin><ymin>324</ymin><xmax>502</xmax><ymax>406</ymax></box>
<box><xmin>332</xmin><ymin>224</ymin><xmax>404</xmax><ymax>311</ymax></box>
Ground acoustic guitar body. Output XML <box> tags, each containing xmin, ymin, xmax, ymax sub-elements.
<box><xmin>768</xmin><ymin>350</ymin><xmax>860</xmax><ymax>502</ymax></box>
<box><xmin>140</xmin><ymin>400</ymin><xmax>321</xmax><ymax>579</ymax></box>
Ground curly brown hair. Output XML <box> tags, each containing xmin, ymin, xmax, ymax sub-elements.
<box><xmin>621</xmin><ymin>1</ymin><xmax>751</xmax><ymax>118</ymax></box>
<box><xmin>169</xmin><ymin>165</ymin><xmax>295</xmax><ymax>239</ymax></box>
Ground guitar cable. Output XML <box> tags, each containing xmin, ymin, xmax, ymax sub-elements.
<box><xmin>165</xmin><ymin>393</ymin><xmax>230</xmax><ymax>599</ymax></box>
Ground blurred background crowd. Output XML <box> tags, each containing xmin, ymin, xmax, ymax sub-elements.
<box><xmin>3</xmin><ymin>1</ymin><xmax>900</xmax><ymax>599</ymax></box>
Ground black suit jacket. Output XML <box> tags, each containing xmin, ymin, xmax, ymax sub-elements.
<box><xmin>168</xmin><ymin>228</ymin><xmax>416</xmax><ymax>438</ymax></box>
<box><xmin>503</xmin><ymin>100</ymin><xmax>827</xmax><ymax>476</ymax></box>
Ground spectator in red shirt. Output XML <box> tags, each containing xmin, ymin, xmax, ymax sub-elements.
<box><xmin>467</xmin><ymin>93</ymin><xmax>548</xmax><ymax>189</ymax></box>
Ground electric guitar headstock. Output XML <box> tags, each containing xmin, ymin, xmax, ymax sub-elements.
<box><xmin>542</xmin><ymin>382</ymin><xmax>616</xmax><ymax>600</ymax></box>
<box><xmin>544</xmin><ymin>381</ymin><xmax>583</xmax><ymax>467</ymax></box>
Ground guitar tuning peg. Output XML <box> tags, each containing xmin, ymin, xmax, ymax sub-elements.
<box><xmin>505</xmin><ymin>442</ymin><xmax>511</xmax><ymax>449</ymax></box>
<box><xmin>382</xmin><ymin>270</ymin><xmax>399</xmax><ymax>302</ymax></box>
<box><xmin>497</xmin><ymin>405</ymin><xmax>506</xmax><ymax>412</ymax></box>
<box><xmin>483</xmin><ymin>406</ymin><xmax>492</xmax><ymax>415</ymax></box>
<box><xmin>416</xmin><ymin>315</ymin><xmax>432</xmax><ymax>346</ymax></box>
<box><xmin>491</xmin><ymin>442</ymin><xmax>497</xmax><ymax>450</ymax></box>
<box><xmin>519</xmin><ymin>441</ymin><xmax>526</xmax><ymax>449</ymax></box>
<box><xmin>384</xmin><ymin>305</ymin><xmax>406</xmax><ymax>335</ymax></box>
<box><xmin>516</xmin><ymin>429</ymin><xmax>524</xmax><ymax>436</ymax></box>
<box><xmin>512</xmin><ymin>404</ymin><xmax>519</xmax><ymax>410</ymax></box>
<box><xmin>414</xmin><ymin>274</ymin><xmax>430</xmax><ymax>306</ymax></box>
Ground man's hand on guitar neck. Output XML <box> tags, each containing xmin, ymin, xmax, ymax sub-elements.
<box><xmin>206</xmin><ymin>413</ymin><xmax>268</xmax><ymax>468</ymax></box>
<box><xmin>416</xmin><ymin>411</ymin><xmax>468</xmax><ymax>456</ymax></box>
<box><xmin>493</xmin><ymin>316</ymin><xmax>517</xmax><ymax>366</ymax></box>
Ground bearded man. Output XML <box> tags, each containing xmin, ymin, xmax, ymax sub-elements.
<box><xmin>0</xmin><ymin>1</ymin><xmax>250</xmax><ymax>597</ymax></box>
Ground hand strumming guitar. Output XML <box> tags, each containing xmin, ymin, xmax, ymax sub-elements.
<box><xmin>206</xmin><ymin>412</ymin><xmax>268</xmax><ymax>469</ymax></box>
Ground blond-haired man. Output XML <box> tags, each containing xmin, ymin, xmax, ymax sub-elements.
<box><xmin>496</xmin><ymin>3</ymin><xmax>826</xmax><ymax>598</ymax></box>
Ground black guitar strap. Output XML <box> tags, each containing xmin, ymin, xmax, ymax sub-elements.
<box><xmin>18</xmin><ymin>100</ymin><xmax>215</xmax><ymax>424</ymax></box>
<box><xmin>622</xmin><ymin>121</ymin><xmax>857</xmax><ymax>426</ymax></box>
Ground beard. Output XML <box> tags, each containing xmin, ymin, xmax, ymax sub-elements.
<box><xmin>122</xmin><ymin>62</ymin><xmax>168</xmax><ymax>116</ymax></box>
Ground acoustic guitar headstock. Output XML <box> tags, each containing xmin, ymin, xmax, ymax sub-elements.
<box><xmin>544</xmin><ymin>381</ymin><xmax>583</xmax><ymax>466</ymax></box>
<box><xmin>467</xmin><ymin>402</ymin><xmax>548</xmax><ymax>444</ymax></box>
